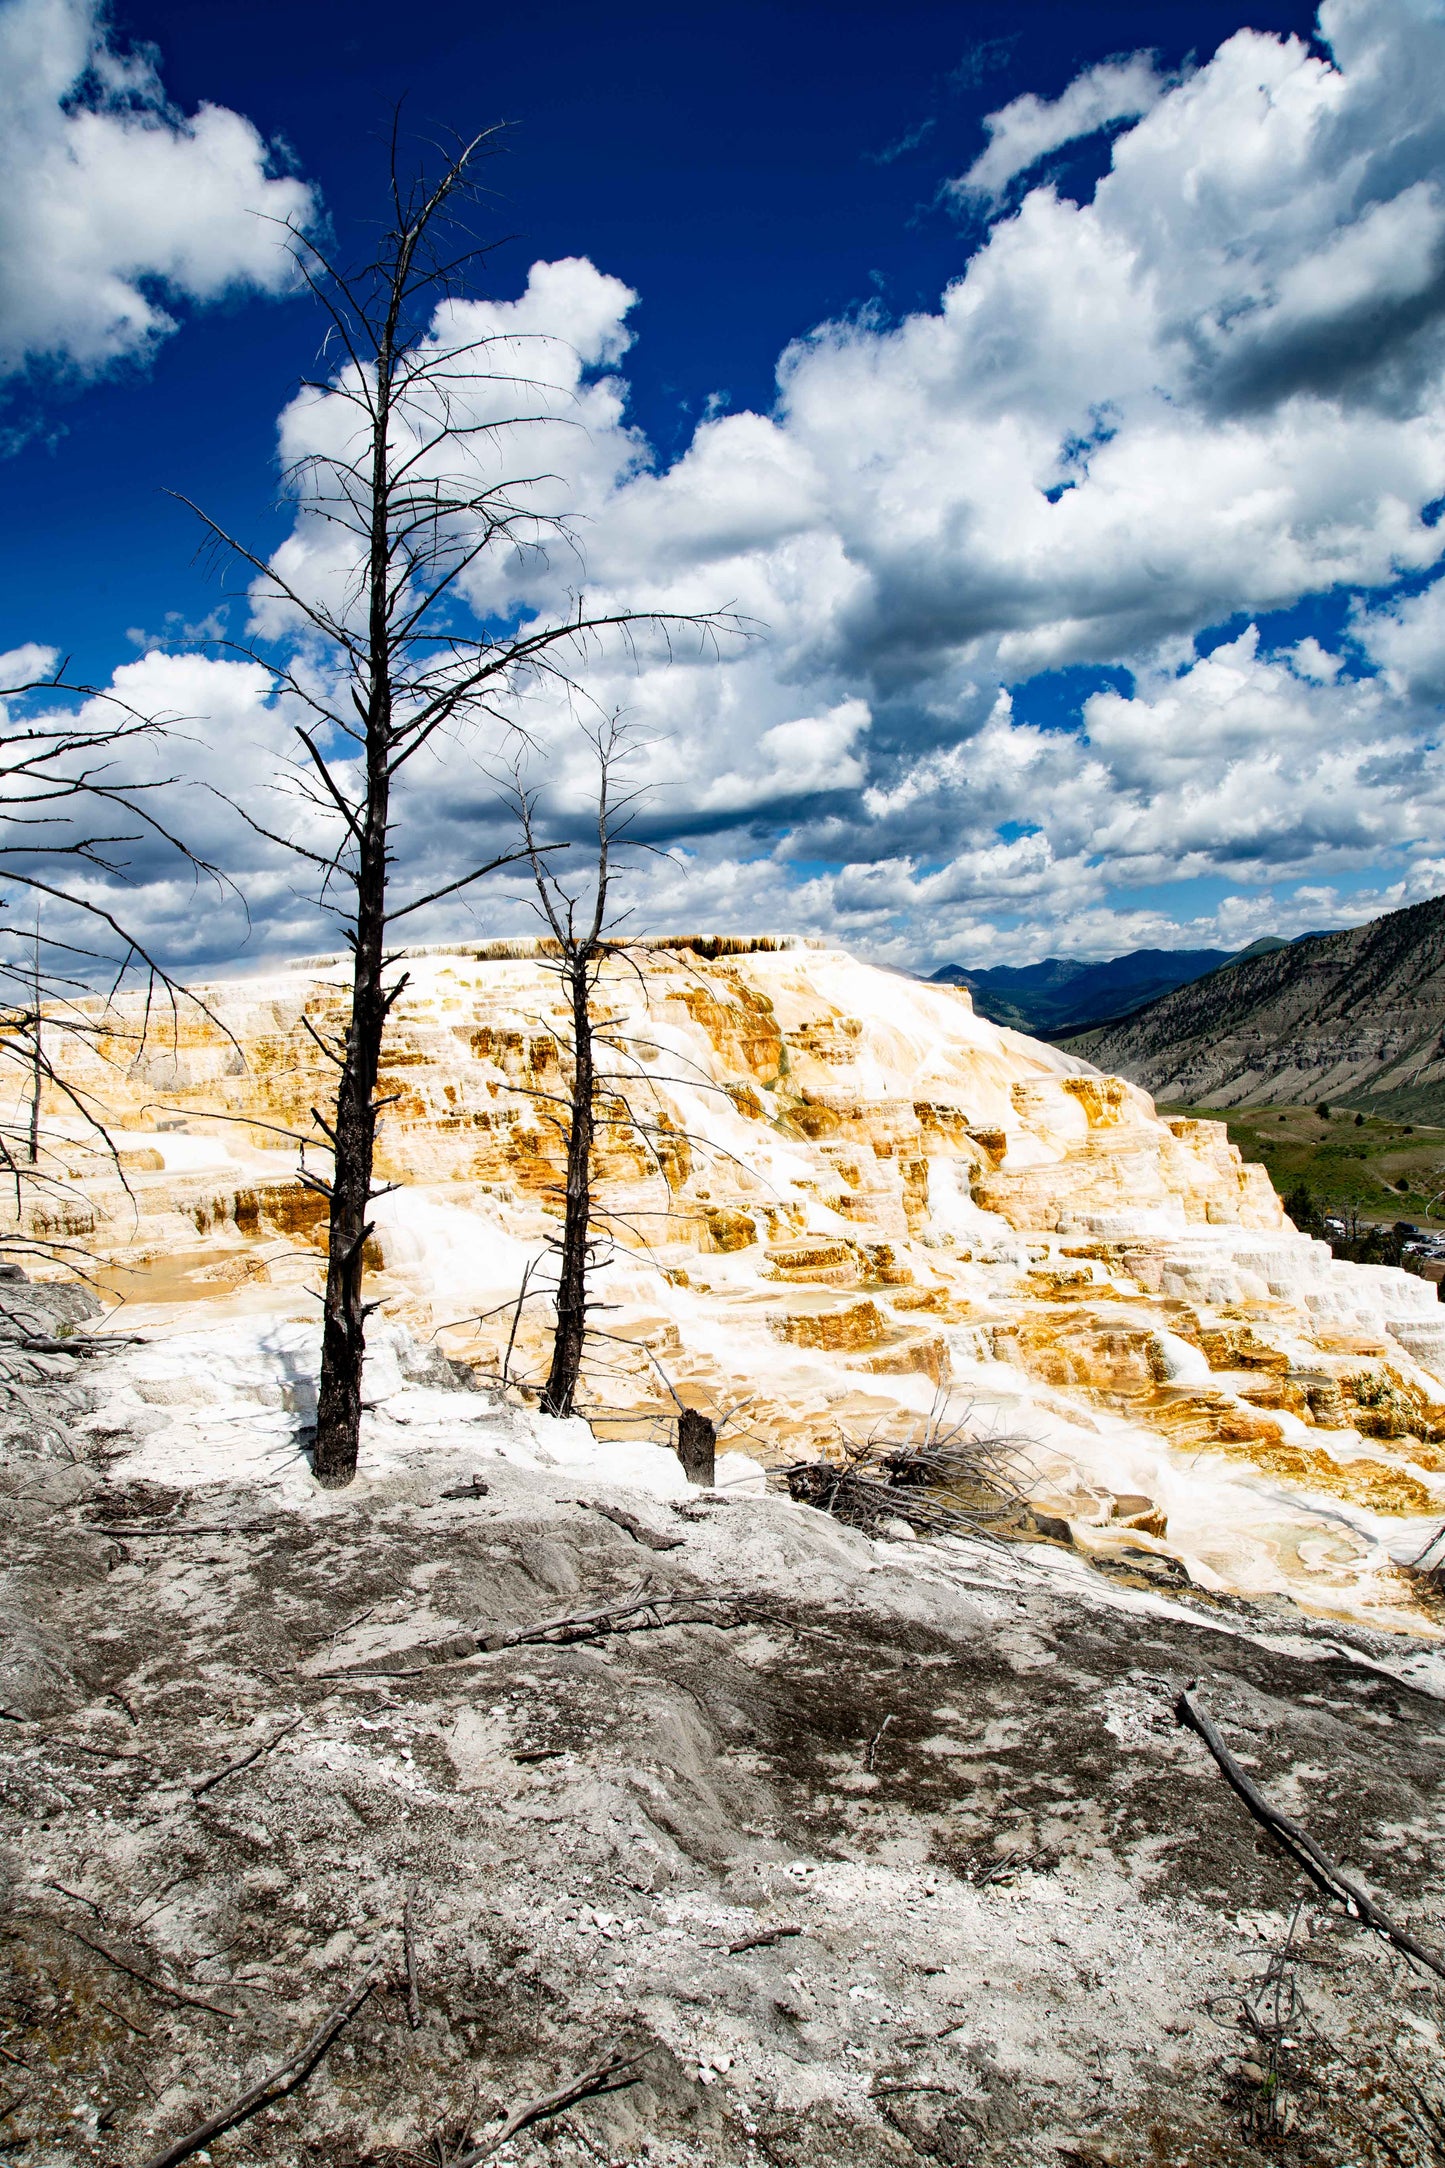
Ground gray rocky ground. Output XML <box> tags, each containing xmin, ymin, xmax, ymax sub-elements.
<box><xmin>2</xmin><ymin>1281</ymin><xmax>1445</xmax><ymax>2168</ymax></box>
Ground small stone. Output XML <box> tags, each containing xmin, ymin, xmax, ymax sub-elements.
<box><xmin>1032</xmin><ymin>1511</ymin><xmax>1073</xmax><ymax>1544</ymax></box>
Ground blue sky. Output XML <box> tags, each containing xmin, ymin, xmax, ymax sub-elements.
<box><xmin>5</xmin><ymin>0</ymin><xmax>1321</xmax><ymax>677</ymax></box>
<box><xmin>4</xmin><ymin>0</ymin><xmax>1445</xmax><ymax>973</ymax></box>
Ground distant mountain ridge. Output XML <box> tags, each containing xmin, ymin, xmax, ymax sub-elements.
<box><xmin>932</xmin><ymin>939</ymin><xmax>1286</xmax><ymax>1037</ymax></box>
<box><xmin>1064</xmin><ymin>893</ymin><xmax>1445</xmax><ymax>1121</ymax></box>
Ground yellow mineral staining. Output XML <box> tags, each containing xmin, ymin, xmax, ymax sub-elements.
<box><xmin>991</xmin><ymin>1315</ymin><xmax>1165</xmax><ymax>1395</ymax></box>
<box><xmin>789</xmin><ymin>1098</ymin><xmax>843</xmax><ymax>1139</ymax></box>
<box><xmin>723</xmin><ymin>1082</ymin><xmax>767</xmax><ymax>1121</ymax></box>
<box><xmin>1237</xmin><ymin>1376</ymin><xmax>1314</xmax><ymax>1419</ymax></box>
<box><xmin>228</xmin><ymin>1182</ymin><xmax>331</xmax><ymax>1242</ymax></box>
<box><xmin>1024</xmin><ymin>1265</ymin><xmax>1121</xmax><ymax>1303</ymax></box>
<box><xmin>661</xmin><ymin>973</ymin><xmax>784</xmax><ymax>1080</ymax></box>
<box><xmin>1198</xmin><ymin>1323</ymin><xmax>1292</xmax><ymax>1372</ymax></box>
<box><xmin>11</xmin><ymin>937</ymin><xmax>1445</xmax><ymax>1630</ymax></box>
<box><xmin>1340</xmin><ymin>1366</ymin><xmax>1445</xmax><ymax>1442</ymax></box>
<box><xmin>1110</xmin><ymin>1494</ymin><xmax>1168</xmax><ymax>1537</ymax></box>
<box><xmin>967</xmin><ymin>1127</ymin><xmax>1008</xmax><ymax>1160</ymax></box>
<box><xmin>772</xmin><ymin>1299</ymin><xmax>888</xmax><ymax>1351</ymax></box>
<box><xmin>1206</xmin><ymin>1435</ymin><xmax>1438</xmax><ymax>1516</ymax></box>
<box><xmin>794</xmin><ymin>1013</ymin><xmax>865</xmax><ymax>1063</ymax></box>
<box><xmin>701</xmin><ymin>1207</ymin><xmax>758</xmax><ymax>1252</ymax></box>
<box><xmin>890</xmin><ymin>1285</ymin><xmax>953</xmax><ymax>1314</ymax></box>
<box><xmin>763</xmin><ymin>1239</ymin><xmax>860</xmax><ymax>1284</ymax></box>
<box><xmin>1301</xmin><ymin>1378</ymin><xmax>1350</xmax><ymax>1427</ymax></box>
<box><xmin>858</xmin><ymin>1242</ymin><xmax>912</xmax><ymax>1285</ymax></box>
<box><xmin>864</xmin><ymin>1330</ymin><xmax>950</xmax><ymax>1385</ymax></box>
<box><xmin>1060</xmin><ymin>1075</ymin><xmax>1133</xmax><ymax>1126</ymax></box>
<box><xmin>117</xmin><ymin>1146</ymin><xmax>165</xmax><ymax>1173</ymax></box>
<box><xmin>913</xmin><ymin>1101</ymin><xmax>976</xmax><ymax>1146</ymax></box>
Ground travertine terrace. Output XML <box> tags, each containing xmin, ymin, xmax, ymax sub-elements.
<box><xmin>19</xmin><ymin>937</ymin><xmax>1445</xmax><ymax>1631</ymax></box>
<box><xmin>6</xmin><ymin>944</ymin><xmax>1445</xmax><ymax>2168</ymax></box>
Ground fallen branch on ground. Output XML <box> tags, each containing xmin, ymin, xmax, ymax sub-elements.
<box><xmin>83</xmin><ymin>1521</ymin><xmax>280</xmax><ymax>1538</ymax></box>
<box><xmin>970</xmin><ymin>1843</ymin><xmax>1045</xmax><ymax>1887</ymax></box>
<box><xmin>447</xmin><ymin>2046</ymin><xmax>645</xmax><ymax>2168</ymax></box>
<box><xmin>190</xmin><ymin>1714</ymin><xmax>303</xmax><ymax>1797</ymax></box>
<box><xmin>726</xmin><ymin>1926</ymin><xmax>802</xmax><ymax>1954</ymax></box>
<box><xmin>6</xmin><ymin>1335</ymin><xmax>109</xmax><ymax>1356</ymax></box>
<box><xmin>50</xmin><ymin>1736</ymin><xmax>145</xmax><ymax>1761</ymax></box>
<box><xmin>10</xmin><ymin>1915</ymin><xmax>242</xmax><ymax>2019</ymax></box>
<box><xmin>870</xmin><ymin>2082</ymin><xmax>957</xmax><ymax>2099</ymax></box>
<box><xmin>138</xmin><ymin>1960</ymin><xmax>380</xmax><ymax>2168</ymax></box>
<box><xmin>90</xmin><ymin>1993</ymin><xmax>150</xmax><ymax>2039</ymax></box>
<box><xmin>327</xmin><ymin>1588</ymin><xmax>741</xmax><ymax>1677</ymax></box>
<box><xmin>574</xmin><ymin>1500</ymin><xmax>685</xmax><ymax>1550</ymax></box>
<box><xmin>403</xmin><ymin>1891</ymin><xmax>421</xmax><ymax>2030</ymax></box>
<box><xmin>492</xmin><ymin>1587</ymin><xmax>741</xmax><ymax>1650</ymax></box>
<box><xmin>1176</xmin><ymin>1685</ymin><xmax>1445</xmax><ymax>1983</ymax></box>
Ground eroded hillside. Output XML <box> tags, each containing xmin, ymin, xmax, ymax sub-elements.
<box><xmin>1070</xmin><ymin>893</ymin><xmax>1445</xmax><ymax>1122</ymax></box>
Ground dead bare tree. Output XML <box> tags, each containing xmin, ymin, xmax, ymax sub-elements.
<box><xmin>175</xmin><ymin>131</ymin><xmax>732</xmax><ymax>1486</ymax></box>
<box><xmin>508</xmin><ymin>729</ymin><xmax>773</xmax><ymax>1470</ymax></box>
<box><xmin>0</xmin><ymin>662</ymin><xmax>226</xmax><ymax>1259</ymax></box>
<box><xmin>514</xmin><ymin>719</ymin><xmax>635</xmax><ymax>1418</ymax></box>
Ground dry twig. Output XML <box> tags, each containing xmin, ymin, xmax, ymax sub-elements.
<box><xmin>869</xmin><ymin>2081</ymin><xmax>957</xmax><ymax>2099</ymax></box>
<box><xmin>10</xmin><ymin>1915</ymin><xmax>241</xmax><ymax>2020</ymax></box>
<box><xmin>446</xmin><ymin>2046</ymin><xmax>644</xmax><ymax>2168</ymax></box>
<box><xmin>403</xmin><ymin>1891</ymin><xmax>422</xmax><ymax>2030</ymax></box>
<box><xmin>1176</xmin><ymin>1686</ymin><xmax>1445</xmax><ymax>1982</ymax></box>
<box><xmin>190</xmin><ymin>1713</ymin><xmax>303</xmax><ymax>1797</ymax></box>
<box><xmin>575</xmin><ymin>1499</ymin><xmax>685</xmax><ymax>1551</ymax></box>
<box><xmin>137</xmin><ymin>1960</ymin><xmax>380</xmax><ymax>2168</ymax></box>
<box><xmin>84</xmin><ymin>1521</ymin><xmax>279</xmax><ymax>1539</ymax></box>
<box><xmin>726</xmin><ymin>1926</ymin><xmax>803</xmax><ymax>1955</ymax></box>
<box><xmin>329</xmin><ymin>1587</ymin><xmax>740</xmax><ymax>1678</ymax></box>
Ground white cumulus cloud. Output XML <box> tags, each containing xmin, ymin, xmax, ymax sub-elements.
<box><xmin>956</xmin><ymin>53</ymin><xmax>1166</xmax><ymax>200</ymax></box>
<box><xmin>24</xmin><ymin>0</ymin><xmax>1445</xmax><ymax>974</ymax></box>
<box><xmin>0</xmin><ymin>0</ymin><xmax>316</xmax><ymax>379</ymax></box>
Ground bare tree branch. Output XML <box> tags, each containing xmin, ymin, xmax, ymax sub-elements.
<box><xmin>170</xmin><ymin>129</ymin><xmax>737</xmax><ymax>1486</ymax></box>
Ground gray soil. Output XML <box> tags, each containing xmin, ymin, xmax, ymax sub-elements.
<box><xmin>3</xmin><ymin>1282</ymin><xmax>1445</xmax><ymax>2168</ymax></box>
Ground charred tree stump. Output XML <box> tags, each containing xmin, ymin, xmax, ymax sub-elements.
<box><xmin>677</xmin><ymin>1407</ymin><xmax>717</xmax><ymax>1486</ymax></box>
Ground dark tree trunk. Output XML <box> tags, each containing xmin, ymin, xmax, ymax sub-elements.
<box><xmin>312</xmin><ymin>818</ymin><xmax>388</xmax><ymax>1484</ymax></box>
<box><xmin>541</xmin><ymin>956</ymin><xmax>595</xmax><ymax>1418</ymax></box>
<box><xmin>676</xmin><ymin>1407</ymin><xmax>717</xmax><ymax>1487</ymax></box>
<box><xmin>27</xmin><ymin>920</ymin><xmax>40</xmax><ymax>1166</ymax></box>
<box><xmin>312</xmin><ymin>368</ymin><xmax>395</xmax><ymax>1488</ymax></box>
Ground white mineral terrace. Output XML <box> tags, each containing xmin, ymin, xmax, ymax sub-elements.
<box><xmin>14</xmin><ymin>939</ymin><xmax>1445</xmax><ymax>1633</ymax></box>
